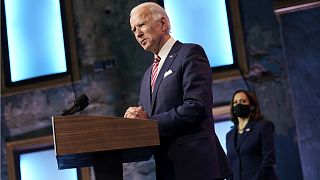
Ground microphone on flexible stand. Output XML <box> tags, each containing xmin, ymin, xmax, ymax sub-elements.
<box><xmin>60</xmin><ymin>94</ymin><xmax>89</xmax><ymax>116</ymax></box>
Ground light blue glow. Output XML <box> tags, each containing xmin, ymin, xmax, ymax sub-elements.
<box><xmin>20</xmin><ymin>149</ymin><xmax>77</xmax><ymax>180</ymax></box>
<box><xmin>164</xmin><ymin>0</ymin><xmax>234</xmax><ymax>67</ymax></box>
<box><xmin>214</xmin><ymin>120</ymin><xmax>234</xmax><ymax>153</ymax></box>
<box><xmin>4</xmin><ymin>0</ymin><xmax>67</xmax><ymax>82</ymax></box>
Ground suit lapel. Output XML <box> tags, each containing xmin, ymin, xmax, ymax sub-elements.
<box><xmin>151</xmin><ymin>41</ymin><xmax>182</xmax><ymax>114</ymax></box>
<box><xmin>237</xmin><ymin>121</ymin><xmax>256</xmax><ymax>151</ymax></box>
<box><xmin>142</xmin><ymin>66</ymin><xmax>152</xmax><ymax>115</ymax></box>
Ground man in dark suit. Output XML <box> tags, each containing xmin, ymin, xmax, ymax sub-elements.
<box><xmin>124</xmin><ymin>2</ymin><xmax>231</xmax><ymax>180</ymax></box>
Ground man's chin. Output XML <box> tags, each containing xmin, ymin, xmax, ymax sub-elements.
<box><xmin>142</xmin><ymin>46</ymin><xmax>151</xmax><ymax>52</ymax></box>
<box><xmin>140</xmin><ymin>43</ymin><xmax>154</xmax><ymax>52</ymax></box>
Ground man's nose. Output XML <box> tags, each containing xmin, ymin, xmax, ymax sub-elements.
<box><xmin>135</xmin><ymin>29</ymin><xmax>143</xmax><ymax>38</ymax></box>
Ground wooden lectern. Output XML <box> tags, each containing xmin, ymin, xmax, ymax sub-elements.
<box><xmin>52</xmin><ymin>115</ymin><xmax>160</xmax><ymax>180</ymax></box>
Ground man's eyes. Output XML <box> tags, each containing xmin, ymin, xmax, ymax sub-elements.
<box><xmin>132</xmin><ymin>23</ymin><xmax>146</xmax><ymax>33</ymax></box>
<box><xmin>138</xmin><ymin>23</ymin><xmax>145</xmax><ymax>27</ymax></box>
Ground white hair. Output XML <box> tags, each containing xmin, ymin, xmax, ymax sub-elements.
<box><xmin>130</xmin><ymin>2</ymin><xmax>171</xmax><ymax>34</ymax></box>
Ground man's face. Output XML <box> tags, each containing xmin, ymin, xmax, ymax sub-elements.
<box><xmin>130</xmin><ymin>9</ymin><xmax>164</xmax><ymax>54</ymax></box>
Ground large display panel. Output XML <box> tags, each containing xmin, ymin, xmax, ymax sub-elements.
<box><xmin>18</xmin><ymin>147</ymin><xmax>78</xmax><ymax>180</ymax></box>
<box><xmin>161</xmin><ymin>0</ymin><xmax>238</xmax><ymax>70</ymax></box>
<box><xmin>1</xmin><ymin>0</ymin><xmax>79</xmax><ymax>94</ymax></box>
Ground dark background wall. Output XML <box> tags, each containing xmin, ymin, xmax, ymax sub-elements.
<box><xmin>279</xmin><ymin>7</ymin><xmax>320</xmax><ymax>179</ymax></box>
<box><xmin>1</xmin><ymin>0</ymin><xmax>319</xmax><ymax>179</ymax></box>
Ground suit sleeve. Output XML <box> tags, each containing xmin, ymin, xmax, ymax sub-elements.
<box><xmin>253</xmin><ymin>121</ymin><xmax>277</xmax><ymax>179</ymax></box>
<box><xmin>226</xmin><ymin>131</ymin><xmax>235</xmax><ymax>180</ymax></box>
<box><xmin>226</xmin><ymin>132</ymin><xmax>232</xmax><ymax>163</ymax></box>
<box><xmin>150</xmin><ymin>45</ymin><xmax>213</xmax><ymax>136</ymax></box>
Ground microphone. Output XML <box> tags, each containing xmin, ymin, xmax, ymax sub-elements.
<box><xmin>60</xmin><ymin>94</ymin><xmax>89</xmax><ymax>116</ymax></box>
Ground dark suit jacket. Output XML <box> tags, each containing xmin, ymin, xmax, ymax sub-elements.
<box><xmin>139</xmin><ymin>41</ymin><xmax>231</xmax><ymax>180</ymax></box>
<box><xmin>226</xmin><ymin>120</ymin><xmax>279</xmax><ymax>180</ymax></box>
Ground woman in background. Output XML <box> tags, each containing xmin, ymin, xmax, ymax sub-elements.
<box><xmin>226</xmin><ymin>90</ymin><xmax>279</xmax><ymax>180</ymax></box>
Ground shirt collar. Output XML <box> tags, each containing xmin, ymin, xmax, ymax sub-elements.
<box><xmin>157</xmin><ymin>37</ymin><xmax>176</xmax><ymax>61</ymax></box>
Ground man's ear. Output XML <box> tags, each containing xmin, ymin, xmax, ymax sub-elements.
<box><xmin>160</xmin><ymin>17</ymin><xmax>168</xmax><ymax>30</ymax></box>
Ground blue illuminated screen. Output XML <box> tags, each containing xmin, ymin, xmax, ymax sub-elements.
<box><xmin>163</xmin><ymin>0</ymin><xmax>234</xmax><ymax>68</ymax></box>
<box><xmin>3</xmin><ymin>0</ymin><xmax>67</xmax><ymax>83</ymax></box>
<box><xmin>20</xmin><ymin>149</ymin><xmax>77</xmax><ymax>180</ymax></box>
<box><xmin>214</xmin><ymin>120</ymin><xmax>234</xmax><ymax>152</ymax></box>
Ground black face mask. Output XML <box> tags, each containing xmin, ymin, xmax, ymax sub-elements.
<box><xmin>233</xmin><ymin>104</ymin><xmax>251</xmax><ymax>118</ymax></box>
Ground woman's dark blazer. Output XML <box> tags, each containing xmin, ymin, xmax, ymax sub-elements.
<box><xmin>226</xmin><ymin>119</ymin><xmax>279</xmax><ymax>180</ymax></box>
